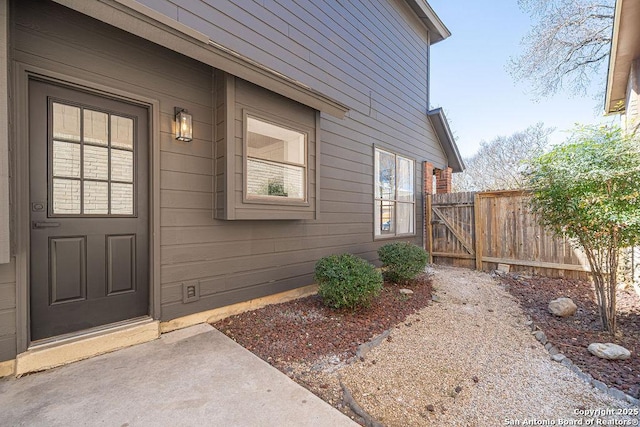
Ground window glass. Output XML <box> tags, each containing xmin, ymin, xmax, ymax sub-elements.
<box><xmin>111</xmin><ymin>116</ymin><xmax>134</xmax><ymax>150</ymax></box>
<box><xmin>53</xmin><ymin>178</ymin><xmax>81</xmax><ymax>214</ymax></box>
<box><xmin>111</xmin><ymin>183</ymin><xmax>133</xmax><ymax>215</ymax></box>
<box><xmin>396</xmin><ymin>202</ymin><xmax>414</xmax><ymax>235</ymax></box>
<box><xmin>247</xmin><ymin>117</ymin><xmax>305</xmax><ymax>165</ymax></box>
<box><xmin>83</xmin><ymin>145</ymin><xmax>109</xmax><ymax>180</ymax></box>
<box><xmin>53</xmin><ymin>103</ymin><xmax>81</xmax><ymax>141</ymax></box>
<box><xmin>84</xmin><ymin>110</ymin><xmax>108</xmax><ymax>145</ymax></box>
<box><xmin>83</xmin><ymin>181</ymin><xmax>109</xmax><ymax>214</ymax></box>
<box><xmin>246</xmin><ymin>116</ymin><xmax>307</xmax><ymax>201</ymax></box>
<box><xmin>111</xmin><ymin>149</ymin><xmax>133</xmax><ymax>182</ymax></box>
<box><xmin>375</xmin><ymin>200</ymin><xmax>395</xmax><ymax>235</ymax></box>
<box><xmin>375</xmin><ymin>150</ymin><xmax>396</xmax><ymax>200</ymax></box>
<box><xmin>53</xmin><ymin>141</ymin><xmax>81</xmax><ymax>178</ymax></box>
<box><xmin>397</xmin><ymin>157</ymin><xmax>414</xmax><ymax>202</ymax></box>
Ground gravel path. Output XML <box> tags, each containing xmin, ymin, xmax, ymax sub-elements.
<box><xmin>340</xmin><ymin>266</ymin><xmax>638</xmax><ymax>426</ymax></box>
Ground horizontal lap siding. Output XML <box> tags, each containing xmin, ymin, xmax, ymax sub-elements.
<box><xmin>13</xmin><ymin>0</ymin><xmax>445</xmax><ymax>327</ymax></box>
<box><xmin>144</xmin><ymin>0</ymin><xmax>434</xmax><ymax>317</ymax></box>
<box><xmin>0</xmin><ymin>260</ymin><xmax>15</xmax><ymax>361</ymax></box>
<box><xmin>139</xmin><ymin>0</ymin><xmax>447</xmax><ymax>164</ymax></box>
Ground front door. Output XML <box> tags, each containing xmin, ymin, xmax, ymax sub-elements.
<box><xmin>29</xmin><ymin>80</ymin><xmax>149</xmax><ymax>341</ymax></box>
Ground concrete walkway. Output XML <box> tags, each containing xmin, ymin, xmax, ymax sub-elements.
<box><xmin>0</xmin><ymin>324</ymin><xmax>357</xmax><ymax>426</ymax></box>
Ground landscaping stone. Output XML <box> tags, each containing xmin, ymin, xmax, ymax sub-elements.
<box><xmin>356</xmin><ymin>330</ymin><xmax>391</xmax><ymax>359</ymax></box>
<box><xmin>592</xmin><ymin>379</ymin><xmax>608</xmax><ymax>393</ymax></box>
<box><xmin>569</xmin><ymin>364</ymin><xmax>582</xmax><ymax>375</ymax></box>
<box><xmin>608</xmin><ymin>388</ymin><xmax>627</xmax><ymax>401</ymax></box>
<box><xmin>587</xmin><ymin>343</ymin><xmax>631</xmax><ymax>360</ymax></box>
<box><xmin>548</xmin><ymin>346</ymin><xmax>560</xmax><ymax>356</ymax></box>
<box><xmin>551</xmin><ymin>354</ymin><xmax>566</xmax><ymax>362</ymax></box>
<box><xmin>626</xmin><ymin>395</ymin><xmax>640</xmax><ymax>406</ymax></box>
<box><xmin>534</xmin><ymin>331</ymin><xmax>547</xmax><ymax>345</ymax></box>
<box><xmin>560</xmin><ymin>358</ymin><xmax>573</xmax><ymax>368</ymax></box>
<box><xmin>576</xmin><ymin>371</ymin><xmax>593</xmax><ymax>383</ymax></box>
<box><xmin>399</xmin><ymin>289</ymin><xmax>414</xmax><ymax>295</ymax></box>
<box><xmin>497</xmin><ymin>263</ymin><xmax>510</xmax><ymax>273</ymax></box>
<box><xmin>548</xmin><ymin>297</ymin><xmax>577</xmax><ymax>317</ymax></box>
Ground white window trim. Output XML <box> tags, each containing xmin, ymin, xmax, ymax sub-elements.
<box><xmin>374</xmin><ymin>147</ymin><xmax>416</xmax><ymax>239</ymax></box>
<box><xmin>242</xmin><ymin>110</ymin><xmax>310</xmax><ymax>206</ymax></box>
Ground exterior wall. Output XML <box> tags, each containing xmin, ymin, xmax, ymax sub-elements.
<box><xmin>132</xmin><ymin>0</ymin><xmax>446</xmax><ymax>320</ymax></box>
<box><xmin>0</xmin><ymin>260</ymin><xmax>15</xmax><ymax>361</ymax></box>
<box><xmin>623</xmin><ymin>59</ymin><xmax>639</xmax><ymax>132</ymax></box>
<box><xmin>2</xmin><ymin>0</ymin><xmax>451</xmax><ymax>360</ymax></box>
<box><xmin>134</xmin><ymin>0</ymin><xmax>448</xmax><ymax>167</ymax></box>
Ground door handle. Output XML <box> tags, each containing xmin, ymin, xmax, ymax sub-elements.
<box><xmin>32</xmin><ymin>221</ymin><xmax>61</xmax><ymax>229</ymax></box>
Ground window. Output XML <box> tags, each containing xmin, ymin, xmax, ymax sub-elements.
<box><xmin>374</xmin><ymin>148</ymin><xmax>415</xmax><ymax>237</ymax></box>
<box><xmin>245</xmin><ymin>115</ymin><xmax>307</xmax><ymax>202</ymax></box>
<box><xmin>214</xmin><ymin>74</ymin><xmax>318</xmax><ymax>220</ymax></box>
<box><xmin>50</xmin><ymin>102</ymin><xmax>135</xmax><ymax>216</ymax></box>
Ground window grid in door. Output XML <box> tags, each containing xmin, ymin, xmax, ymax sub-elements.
<box><xmin>49</xmin><ymin>100</ymin><xmax>136</xmax><ymax>217</ymax></box>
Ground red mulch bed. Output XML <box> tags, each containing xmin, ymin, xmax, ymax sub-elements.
<box><xmin>500</xmin><ymin>274</ymin><xmax>640</xmax><ymax>398</ymax></box>
<box><xmin>212</xmin><ymin>275</ymin><xmax>433</xmax><ymax>368</ymax></box>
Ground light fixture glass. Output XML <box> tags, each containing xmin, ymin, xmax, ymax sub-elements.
<box><xmin>175</xmin><ymin>108</ymin><xmax>193</xmax><ymax>142</ymax></box>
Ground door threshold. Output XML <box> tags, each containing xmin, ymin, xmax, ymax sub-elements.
<box><xmin>16</xmin><ymin>318</ymin><xmax>159</xmax><ymax>377</ymax></box>
<box><xmin>29</xmin><ymin>317</ymin><xmax>153</xmax><ymax>350</ymax></box>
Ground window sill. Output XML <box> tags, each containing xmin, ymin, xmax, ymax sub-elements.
<box><xmin>243</xmin><ymin>196</ymin><xmax>310</xmax><ymax>207</ymax></box>
<box><xmin>374</xmin><ymin>232</ymin><xmax>417</xmax><ymax>241</ymax></box>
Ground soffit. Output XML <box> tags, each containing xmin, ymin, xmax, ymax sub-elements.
<box><xmin>427</xmin><ymin>108</ymin><xmax>464</xmax><ymax>173</ymax></box>
<box><xmin>605</xmin><ymin>0</ymin><xmax>640</xmax><ymax>113</ymax></box>
<box><xmin>403</xmin><ymin>0</ymin><xmax>451</xmax><ymax>44</ymax></box>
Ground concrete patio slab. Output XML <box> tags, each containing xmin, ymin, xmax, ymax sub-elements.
<box><xmin>0</xmin><ymin>324</ymin><xmax>358</xmax><ymax>426</ymax></box>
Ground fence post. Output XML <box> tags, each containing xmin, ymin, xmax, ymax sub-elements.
<box><xmin>425</xmin><ymin>193</ymin><xmax>433</xmax><ymax>264</ymax></box>
<box><xmin>473</xmin><ymin>193</ymin><xmax>483</xmax><ymax>271</ymax></box>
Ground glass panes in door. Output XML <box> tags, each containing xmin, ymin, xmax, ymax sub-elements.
<box><xmin>50</xmin><ymin>101</ymin><xmax>135</xmax><ymax>216</ymax></box>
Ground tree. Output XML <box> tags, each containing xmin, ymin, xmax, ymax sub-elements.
<box><xmin>452</xmin><ymin>123</ymin><xmax>554</xmax><ymax>192</ymax></box>
<box><xmin>508</xmin><ymin>0</ymin><xmax>615</xmax><ymax>99</ymax></box>
<box><xmin>526</xmin><ymin>125</ymin><xmax>640</xmax><ymax>334</ymax></box>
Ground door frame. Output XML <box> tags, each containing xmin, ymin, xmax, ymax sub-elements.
<box><xmin>13</xmin><ymin>63</ymin><xmax>161</xmax><ymax>352</ymax></box>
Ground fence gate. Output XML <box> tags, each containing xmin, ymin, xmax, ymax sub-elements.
<box><xmin>427</xmin><ymin>192</ymin><xmax>477</xmax><ymax>269</ymax></box>
<box><xmin>426</xmin><ymin>190</ymin><xmax>590</xmax><ymax>279</ymax></box>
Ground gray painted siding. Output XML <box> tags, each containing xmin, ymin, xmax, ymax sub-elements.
<box><xmin>4</xmin><ymin>0</ymin><xmax>447</xmax><ymax>355</ymax></box>
<box><xmin>0</xmin><ymin>260</ymin><xmax>15</xmax><ymax>361</ymax></box>
<box><xmin>136</xmin><ymin>0</ymin><xmax>448</xmax><ymax>167</ymax></box>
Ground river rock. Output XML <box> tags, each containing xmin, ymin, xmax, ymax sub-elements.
<box><xmin>587</xmin><ymin>343</ymin><xmax>631</xmax><ymax>360</ymax></box>
<box><xmin>548</xmin><ymin>297</ymin><xmax>577</xmax><ymax>317</ymax></box>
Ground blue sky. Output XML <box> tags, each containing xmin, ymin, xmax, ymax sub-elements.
<box><xmin>428</xmin><ymin>0</ymin><xmax>613</xmax><ymax>158</ymax></box>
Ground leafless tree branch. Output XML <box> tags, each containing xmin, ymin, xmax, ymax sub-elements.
<box><xmin>508</xmin><ymin>0</ymin><xmax>614</xmax><ymax>100</ymax></box>
<box><xmin>452</xmin><ymin>123</ymin><xmax>555</xmax><ymax>192</ymax></box>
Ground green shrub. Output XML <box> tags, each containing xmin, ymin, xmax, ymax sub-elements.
<box><xmin>378</xmin><ymin>242</ymin><xmax>428</xmax><ymax>284</ymax></box>
<box><xmin>314</xmin><ymin>253</ymin><xmax>383</xmax><ymax>309</ymax></box>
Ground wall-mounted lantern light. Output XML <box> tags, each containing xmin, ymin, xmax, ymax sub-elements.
<box><xmin>175</xmin><ymin>108</ymin><xmax>193</xmax><ymax>142</ymax></box>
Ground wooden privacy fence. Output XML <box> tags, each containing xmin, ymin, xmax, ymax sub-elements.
<box><xmin>426</xmin><ymin>190</ymin><xmax>591</xmax><ymax>279</ymax></box>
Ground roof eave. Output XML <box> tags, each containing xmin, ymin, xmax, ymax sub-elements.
<box><xmin>427</xmin><ymin>108</ymin><xmax>465</xmax><ymax>173</ymax></box>
<box><xmin>404</xmin><ymin>0</ymin><xmax>451</xmax><ymax>44</ymax></box>
<box><xmin>605</xmin><ymin>0</ymin><xmax>640</xmax><ymax>114</ymax></box>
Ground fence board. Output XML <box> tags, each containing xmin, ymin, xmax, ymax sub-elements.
<box><xmin>428</xmin><ymin>190</ymin><xmax>590</xmax><ymax>279</ymax></box>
